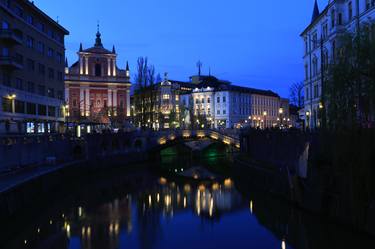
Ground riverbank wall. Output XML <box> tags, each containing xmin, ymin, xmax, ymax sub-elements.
<box><xmin>239</xmin><ymin>129</ymin><xmax>375</xmax><ymax>235</ymax></box>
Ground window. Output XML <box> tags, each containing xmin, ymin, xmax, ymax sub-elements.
<box><xmin>15</xmin><ymin>78</ymin><xmax>23</xmax><ymax>90</ymax></box>
<box><xmin>95</xmin><ymin>64</ymin><xmax>101</xmax><ymax>76</ymax></box>
<box><xmin>26</xmin><ymin>103</ymin><xmax>36</xmax><ymax>115</ymax></box>
<box><xmin>314</xmin><ymin>85</ymin><xmax>319</xmax><ymax>98</ymax></box>
<box><xmin>26</xmin><ymin>122</ymin><xmax>35</xmax><ymax>133</ymax></box>
<box><xmin>37</xmin><ymin>41</ymin><xmax>44</xmax><ymax>54</ymax></box>
<box><xmin>36</xmin><ymin>22</ymin><xmax>45</xmax><ymax>32</ymax></box>
<box><xmin>306</xmin><ymin>87</ymin><xmax>310</xmax><ymax>100</ymax></box>
<box><xmin>47</xmin><ymin>48</ymin><xmax>54</xmax><ymax>57</ymax></box>
<box><xmin>312</xmin><ymin>57</ymin><xmax>318</xmax><ymax>76</ymax></box>
<box><xmin>2</xmin><ymin>47</ymin><xmax>9</xmax><ymax>56</ymax></box>
<box><xmin>27</xmin><ymin>59</ymin><xmax>35</xmax><ymax>71</ymax></box>
<box><xmin>48</xmin><ymin>106</ymin><xmax>56</xmax><ymax>117</ymax></box>
<box><xmin>26</xmin><ymin>36</ymin><xmax>34</xmax><ymax>48</ymax></box>
<box><xmin>2</xmin><ymin>20</ymin><xmax>9</xmax><ymax>29</ymax></box>
<box><xmin>26</xmin><ymin>15</ymin><xmax>34</xmax><ymax>25</ymax></box>
<box><xmin>38</xmin><ymin>63</ymin><xmax>45</xmax><ymax>75</ymax></box>
<box><xmin>163</xmin><ymin>94</ymin><xmax>170</xmax><ymax>100</ymax></box>
<box><xmin>195</xmin><ymin>98</ymin><xmax>199</xmax><ymax>104</ymax></box>
<box><xmin>348</xmin><ymin>2</ymin><xmax>353</xmax><ymax>20</ymax></box>
<box><xmin>47</xmin><ymin>30</ymin><xmax>54</xmax><ymax>39</ymax></box>
<box><xmin>223</xmin><ymin>96</ymin><xmax>226</xmax><ymax>103</ymax></box>
<box><xmin>217</xmin><ymin>96</ymin><xmax>220</xmax><ymax>103</ymax></box>
<box><xmin>48</xmin><ymin>68</ymin><xmax>54</xmax><ymax>79</ymax></box>
<box><xmin>2</xmin><ymin>98</ymin><xmax>12</xmax><ymax>112</ymax></box>
<box><xmin>57</xmin><ymin>91</ymin><xmax>63</xmax><ymax>100</ymax></box>
<box><xmin>366</xmin><ymin>0</ymin><xmax>371</xmax><ymax>10</ymax></box>
<box><xmin>217</xmin><ymin>110</ymin><xmax>220</xmax><ymax>115</ymax></box>
<box><xmin>331</xmin><ymin>9</ymin><xmax>335</xmax><ymax>28</ymax></box>
<box><xmin>38</xmin><ymin>85</ymin><xmax>45</xmax><ymax>96</ymax></box>
<box><xmin>201</xmin><ymin>98</ymin><xmax>205</xmax><ymax>104</ymax></box>
<box><xmin>223</xmin><ymin>110</ymin><xmax>226</xmax><ymax>115</ymax></box>
<box><xmin>15</xmin><ymin>53</ymin><xmax>23</xmax><ymax>65</ymax></box>
<box><xmin>14</xmin><ymin>5</ymin><xmax>24</xmax><ymax>18</ymax></box>
<box><xmin>322</xmin><ymin>23</ymin><xmax>328</xmax><ymax>39</ymax></box>
<box><xmin>38</xmin><ymin>105</ymin><xmax>47</xmax><ymax>116</ymax></box>
<box><xmin>207</xmin><ymin>97</ymin><xmax>210</xmax><ymax>103</ymax></box>
<box><xmin>2</xmin><ymin>73</ymin><xmax>11</xmax><ymax>86</ymax></box>
<box><xmin>338</xmin><ymin>13</ymin><xmax>343</xmax><ymax>25</ymax></box>
<box><xmin>47</xmin><ymin>88</ymin><xmax>54</xmax><ymax>98</ymax></box>
<box><xmin>15</xmin><ymin>100</ymin><xmax>25</xmax><ymax>113</ymax></box>
<box><xmin>56</xmin><ymin>52</ymin><xmax>62</xmax><ymax>63</ymax></box>
<box><xmin>312</xmin><ymin>33</ymin><xmax>318</xmax><ymax>49</ymax></box>
<box><xmin>27</xmin><ymin>81</ymin><xmax>35</xmax><ymax>93</ymax></box>
<box><xmin>37</xmin><ymin>123</ymin><xmax>45</xmax><ymax>133</ymax></box>
<box><xmin>57</xmin><ymin>71</ymin><xmax>63</xmax><ymax>81</ymax></box>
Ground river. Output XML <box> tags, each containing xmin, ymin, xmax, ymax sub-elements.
<box><xmin>1</xmin><ymin>143</ymin><xmax>374</xmax><ymax>249</ymax></box>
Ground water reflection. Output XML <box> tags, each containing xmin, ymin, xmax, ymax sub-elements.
<box><xmin>2</xmin><ymin>149</ymin><xmax>375</xmax><ymax>249</ymax></box>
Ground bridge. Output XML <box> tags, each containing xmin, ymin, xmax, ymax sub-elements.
<box><xmin>134</xmin><ymin>130</ymin><xmax>241</xmax><ymax>149</ymax></box>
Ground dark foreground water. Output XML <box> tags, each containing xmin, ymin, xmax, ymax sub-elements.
<box><xmin>2</xmin><ymin>144</ymin><xmax>375</xmax><ymax>249</ymax></box>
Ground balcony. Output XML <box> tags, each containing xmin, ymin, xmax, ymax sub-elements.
<box><xmin>0</xmin><ymin>29</ymin><xmax>23</xmax><ymax>45</ymax></box>
<box><xmin>0</xmin><ymin>56</ymin><xmax>23</xmax><ymax>70</ymax></box>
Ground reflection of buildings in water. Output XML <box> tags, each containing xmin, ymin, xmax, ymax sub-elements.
<box><xmin>140</xmin><ymin>178</ymin><xmax>243</xmax><ymax>219</ymax></box>
<box><xmin>64</xmin><ymin>196</ymin><xmax>133</xmax><ymax>249</ymax></box>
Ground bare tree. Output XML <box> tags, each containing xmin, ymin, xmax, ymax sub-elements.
<box><xmin>289</xmin><ymin>82</ymin><xmax>304</xmax><ymax>108</ymax></box>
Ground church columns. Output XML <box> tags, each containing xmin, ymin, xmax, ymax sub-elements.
<box><xmin>126</xmin><ymin>89</ymin><xmax>130</xmax><ymax>117</ymax></box>
<box><xmin>85</xmin><ymin>57</ymin><xmax>89</xmax><ymax>75</ymax></box>
<box><xmin>108</xmin><ymin>89</ymin><xmax>112</xmax><ymax>108</ymax></box>
<box><xmin>85</xmin><ymin>88</ymin><xmax>90</xmax><ymax>116</ymax></box>
<box><xmin>107</xmin><ymin>58</ymin><xmax>111</xmax><ymax>76</ymax></box>
<box><xmin>113</xmin><ymin>59</ymin><xmax>116</xmax><ymax>77</ymax></box>
<box><xmin>79</xmin><ymin>87</ymin><xmax>85</xmax><ymax>116</ymax></box>
<box><xmin>79</xmin><ymin>56</ymin><xmax>83</xmax><ymax>75</ymax></box>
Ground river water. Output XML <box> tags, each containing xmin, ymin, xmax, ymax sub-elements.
<box><xmin>2</xmin><ymin>143</ymin><xmax>375</xmax><ymax>249</ymax></box>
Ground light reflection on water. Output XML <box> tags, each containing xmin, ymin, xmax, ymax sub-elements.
<box><xmin>3</xmin><ymin>144</ymin><xmax>375</xmax><ymax>249</ymax></box>
<box><xmin>6</xmin><ymin>175</ymin><xmax>291</xmax><ymax>249</ymax></box>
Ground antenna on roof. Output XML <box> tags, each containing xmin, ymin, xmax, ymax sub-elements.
<box><xmin>56</xmin><ymin>16</ymin><xmax>59</xmax><ymax>24</ymax></box>
<box><xmin>196</xmin><ymin>60</ymin><xmax>202</xmax><ymax>77</ymax></box>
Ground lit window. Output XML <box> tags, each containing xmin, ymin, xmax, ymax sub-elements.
<box><xmin>163</xmin><ymin>94</ymin><xmax>170</xmax><ymax>100</ymax></box>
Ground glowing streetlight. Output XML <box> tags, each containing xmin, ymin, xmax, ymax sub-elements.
<box><xmin>279</xmin><ymin>108</ymin><xmax>283</xmax><ymax>114</ymax></box>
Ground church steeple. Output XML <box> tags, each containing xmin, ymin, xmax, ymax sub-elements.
<box><xmin>126</xmin><ymin>61</ymin><xmax>130</xmax><ymax>77</ymax></box>
<box><xmin>112</xmin><ymin>45</ymin><xmax>116</xmax><ymax>54</ymax></box>
<box><xmin>311</xmin><ymin>0</ymin><xmax>320</xmax><ymax>22</ymax></box>
<box><xmin>79</xmin><ymin>42</ymin><xmax>83</xmax><ymax>52</ymax></box>
<box><xmin>95</xmin><ymin>23</ymin><xmax>103</xmax><ymax>48</ymax></box>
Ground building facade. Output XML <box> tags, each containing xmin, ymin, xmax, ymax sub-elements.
<box><xmin>0</xmin><ymin>0</ymin><xmax>69</xmax><ymax>134</ymax></box>
<box><xmin>181</xmin><ymin>75</ymin><xmax>281</xmax><ymax>129</ymax></box>
<box><xmin>301</xmin><ymin>0</ymin><xmax>375</xmax><ymax>129</ymax></box>
<box><xmin>65</xmin><ymin>30</ymin><xmax>131</xmax><ymax>130</ymax></box>
<box><xmin>132</xmin><ymin>73</ymin><xmax>194</xmax><ymax>129</ymax></box>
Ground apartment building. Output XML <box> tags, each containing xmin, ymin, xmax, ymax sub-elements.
<box><xmin>0</xmin><ymin>0</ymin><xmax>69</xmax><ymax>133</ymax></box>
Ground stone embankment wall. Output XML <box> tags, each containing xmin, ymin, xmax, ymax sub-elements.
<box><xmin>0</xmin><ymin>135</ymin><xmax>85</xmax><ymax>172</ymax></box>
<box><xmin>239</xmin><ymin>129</ymin><xmax>375</xmax><ymax>235</ymax></box>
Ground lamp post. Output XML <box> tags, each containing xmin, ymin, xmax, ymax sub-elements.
<box><xmin>278</xmin><ymin>107</ymin><xmax>283</xmax><ymax>128</ymax></box>
<box><xmin>263</xmin><ymin>111</ymin><xmax>267</xmax><ymax>129</ymax></box>
<box><xmin>305</xmin><ymin>111</ymin><xmax>310</xmax><ymax>131</ymax></box>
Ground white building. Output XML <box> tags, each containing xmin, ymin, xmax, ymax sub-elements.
<box><xmin>301</xmin><ymin>0</ymin><xmax>375</xmax><ymax>128</ymax></box>
<box><xmin>181</xmin><ymin>76</ymin><xmax>281</xmax><ymax>129</ymax></box>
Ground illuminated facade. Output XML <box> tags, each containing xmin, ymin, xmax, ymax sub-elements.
<box><xmin>181</xmin><ymin>75</ymin><xmax>281</xmax><ymax>129</ymax></box>
<box><xmin>0</xmin><ymin>0</ymin><xmax>69</xmax><ymax>133</ymax></box>
<box><xmin>65</xmin><ymin>29</ymin><xmax>131</xmax><ymax>126</ymax></box>
<box><xmin>301</xmin><ymin>0</ymin><xmax>375</xmax><ymax>128</ymax></box>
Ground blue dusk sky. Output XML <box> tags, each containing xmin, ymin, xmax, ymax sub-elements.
<box><xmin>34</xmin><ymin>0</ymin><xmax>328</xmax><ymax>98</ymax></box>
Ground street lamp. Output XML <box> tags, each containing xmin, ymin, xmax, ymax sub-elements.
<box><xmin>305</xmin><ymin>111</ymin><xmax>310</xmax><ymax>129</ymax></box>
<box><xmin>263</xmin><ymin>111</ymin><xmax>267</xmax><ymax>129</ymax></box>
